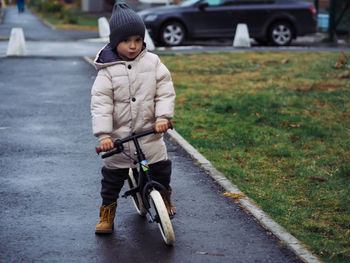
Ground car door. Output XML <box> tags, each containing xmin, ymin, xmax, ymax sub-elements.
<box><xmin>232</xmin><ymin>0</ymin><xmax>275</xmax><ymax>37</ymax></box>
<box><xmin>182</xmin><ymin>0</ymin><xmax>245</xmax><ymax>38</ymax></box>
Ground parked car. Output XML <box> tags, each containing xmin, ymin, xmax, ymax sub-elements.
<box><xmin>138</xmin><ymin>0</ymin><xmax>317</xmax><ymax>46</ymax></box>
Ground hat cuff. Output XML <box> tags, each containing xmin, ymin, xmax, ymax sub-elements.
<box><xmin>109</xmin><ymin>28</ymin><xmax>145</xmax><ymax>49</ymax></box>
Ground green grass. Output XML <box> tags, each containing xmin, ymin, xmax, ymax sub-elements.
<box><xmin>30</xmin><ymin>4</ymin><xmax>99</xmax><ymax>30</ymax></box>
<box><xmin>47</xmin><ymin>12</ymin><xmax>97</xmax><ymax>29</ymax></box>
<box><xmin>160</xmin><ymin>52</ymin><xmax>350</xmax><ymax>263</ymax></box>
<box><xmin>37</xmin><ymin>11</ymin><xmax>98</xmax><ymax>28</ymax></box>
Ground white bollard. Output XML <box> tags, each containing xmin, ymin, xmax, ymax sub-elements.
<box><xmin>144</xmin><ymin>29</ymin><xmax>155</xmax><ymax>51</ymax></box>
<box><xmin>7</xmin><ymin>28</ymin><xmax>27</xmax><ymax>56</ymax></box>
<box><xmin>233</xmin><ymin>23</ymin><xmax>251</xmax><ymax>48</ymax></box>
<box><xmin>98</xmin><ymin>17</ymin><xmax>110</xmax><ymax>39</ymax></box>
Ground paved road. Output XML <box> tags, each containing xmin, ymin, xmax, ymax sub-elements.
<box><xmin>0</xmin><ymin>6</ymin><xmax>311</xmax><ymax>263</ymax></box>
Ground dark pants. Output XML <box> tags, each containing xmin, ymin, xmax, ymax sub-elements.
<box><xmin>17</xmin><ymin>0</ymin><xmax>25</xmax><ymax>12</ymax></box>
<box><xmin>101</xmin><ymin>159</ymin><xmax>172</xmax><ymax>206</ymax></box>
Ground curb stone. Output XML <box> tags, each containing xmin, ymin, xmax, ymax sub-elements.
<box><xmin>30</xmin><ymin>9</ymin><xmax>56</xmax><ymax>30</ymax></box>
<box><xmin>83</xmin><ymin>56</ymin><xmax>323</xmax><ymax>263</ymax></box>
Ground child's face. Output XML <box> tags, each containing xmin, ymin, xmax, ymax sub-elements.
<box><xmin>117</xmin><ymin>35</ymin><xmax>143</xmax><ymax>61</ymax></box>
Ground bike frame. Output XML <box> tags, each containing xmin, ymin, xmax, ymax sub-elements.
<box><xmin>99</xmin><ymin>129</ymin><xmax>172</xmax><ymax>220</ymax></box>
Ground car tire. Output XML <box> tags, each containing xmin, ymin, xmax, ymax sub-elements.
<box><xmin>268</xmin><ymin>21</ymin><xmax>293</xmax><ymax>46</ymax></box>
<box><xmin>160</xmin><ymin>21</ymin><xmax>185</xmax><ymax>46</ymax></box>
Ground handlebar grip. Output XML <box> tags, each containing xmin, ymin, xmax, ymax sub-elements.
<box><xmin>168</xmin><ymin>121</ymin><xmax>174</xmax><ymax>130</ymax></box>
<box><xmin>101</xmin><ymin>149</ymin><xmax>118</xmax><ymax>159</ymax></box>
<box><xmin>95</xmin><ymin>146</ymin><xmax>102</xmax><ymax>155</ymax></box>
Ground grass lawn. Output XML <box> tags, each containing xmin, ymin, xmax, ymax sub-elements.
<box><xmin>34</xmin><ymin>11</ymin><xmax>99</xmax><ymax>31</ymax></box>
<box><xmin>29</xmin><ymin>4</ymin><xmax>99</xmax><ymax>31</ymax></box>
<box><xmin>42</xmin><ymin>12</ymin><xmax>98</xmax><ymax>30</ymax></box>
<box><xmin>160</xmin><ymin>52</ymin><xmax>350</xmax><ymax>263</ymax></box>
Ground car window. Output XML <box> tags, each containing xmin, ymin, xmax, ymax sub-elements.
<box><xmin>205</xmin><ymin>0</ymin><xmax>234</xmax><ymax>6</ymax></box>
<box><xmin>180</xmin><ymin>0</ymin><xmax>201</xmax><ymax>7</ymax></box>
<box><xmin>205</xmin><ymin>0</ymin><xmax>222</xmax><ymax>6</ymax></box>
<box><xmin>183</xmin><ymin>0</ymin><xmax>275</xmax><ymax>7</ymax></box>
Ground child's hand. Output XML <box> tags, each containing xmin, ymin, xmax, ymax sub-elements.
<box><xmin>155</xmin><ymin>120</ymin><xmax>169</xmax><ymax>133</ymax></box>
<box><xmin>99</xmin><ymin>137</ymin><xmax>114</xmax><ymax>152</ymax></box>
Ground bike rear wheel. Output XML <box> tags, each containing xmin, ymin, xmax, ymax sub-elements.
<box><xmin>149</xmin><ymin>190</ymin><xmax>175</xmax><ymax>245</ymax></box>
<box><xmin>127</xmin><ymin>169</ymin><xmax>147</xmax><ymax>216</ymax></box>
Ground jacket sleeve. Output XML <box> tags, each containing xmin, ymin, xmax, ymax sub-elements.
<box><xmin>154</xmin><ymin>58</ymin><xmax>176</xmax><ymax>122</ymax></box>
<box><xmin>91</xmin><ymin>68</ymin><xmax>114</xmax><ymax>140</ymax></box>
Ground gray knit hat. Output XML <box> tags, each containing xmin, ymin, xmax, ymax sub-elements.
<box><xmin>109</xmin><ymin>1</ymin><xmax>146</xmax><ymax>49</ymax></box>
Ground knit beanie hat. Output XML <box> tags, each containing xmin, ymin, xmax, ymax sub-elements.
<box><xmin>109</xmin><ymin>1</ymin><xmax>146</xmax><ymax>49</ymax></box>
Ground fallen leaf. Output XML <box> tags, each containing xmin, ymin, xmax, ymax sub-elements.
<box><xmin>334</xmin><ymin>52</ymin><xmax>348</xmax><ymax>69</ymax></box>
<box><xmin>290</xmin><ymin>123</ymin><xmax>300</xmax><ymax>128</ymax></box>
<box><xmin>222</xmin><ymin>192</ymin><xmax>246</xmax><ymax>200</ymax></box>
<box><xmin>282</xmin><ymin>121</ymin><xmax>300</xmax><ymax>128</ymax></box>
<box><xmin>263</xmin><ymin>59</ymin><xmax>289</xmax><ymax>65</ymax></box>
<box><xmin>338</xmin><ymin>71</ymin><xmax>350</xmax><ymax>79</ymax></box>
<box><xmin>340</xmin><ymin>111</ymin><xmax>350</xmax><ymax>119</ymax></box>
<box><xmin>263</xmin><ymin>60</ymin><xmax>279</xmax><ymax>65</ymax></box>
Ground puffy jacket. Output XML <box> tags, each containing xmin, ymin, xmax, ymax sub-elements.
<box><xmin>91</xmin><ymin>45</ymin><xmax>175</xmax><ymax>168</ymax></box>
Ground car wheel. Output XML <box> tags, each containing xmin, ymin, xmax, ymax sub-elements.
<box><xmin>160</xmin><ymin>21</ymin><xmax>185</xmax><ymax>46</ymax></box>
<box><xmin>268</xmin><ymin>22</ymin><xmax>293</xmax><ymax>46</ymax></box>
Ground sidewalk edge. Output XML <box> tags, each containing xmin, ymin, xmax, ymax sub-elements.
<box><xmin>83</xmin><ymin>56</ymin><xmax>322</xmax><ymax>263</ymax></box>
<box><xmin>167</xmin><ymin>128</ymin><xmax>323</xmax><ymax>263</ymax></box>
<box><xmin>29</xmin><ymin>8</ymin><xmax>56</xmax><ymax>30</ymax></box>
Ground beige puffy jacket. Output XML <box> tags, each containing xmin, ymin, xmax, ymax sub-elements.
<box><xmin>91</xmin><ymin>46</ymin><xmax>175</xmax><ymax>168</ymax></box>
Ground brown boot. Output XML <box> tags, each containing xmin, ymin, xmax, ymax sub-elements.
<box><xmin>161</xmin><ymin>187</ymin><xmax>175</xmax><ymax>219</ymax></box>
<box><xmin>95</xmin><ymin>202</ymin><xmax>117</xmax><ymax>234</ymax></box>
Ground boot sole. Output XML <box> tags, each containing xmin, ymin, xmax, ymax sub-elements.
<box><xmin>95</xmin><ymin>229</ymin><xmax>113</xmax><ymax>234</ymax></box>
<box><xmin>95</xmin><ymin>224</ymin><xmax>114</xmax><ymax>234</ymax></box>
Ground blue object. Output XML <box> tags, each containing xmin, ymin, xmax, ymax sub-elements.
<box><xmin>317</xmin><ymin>13</ymin><xmax>329</xmax><ymax>31</ymax></box>
<box><xmin>17</xmin><ymin>0</ymin><xmax>25</xmax><ymax>13</ymax></box>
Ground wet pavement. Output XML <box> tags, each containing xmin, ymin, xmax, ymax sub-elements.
<box><xmin>0</xmin><ymin>5</ymin><xmax>324</xmax><ymax>263</ymax></box>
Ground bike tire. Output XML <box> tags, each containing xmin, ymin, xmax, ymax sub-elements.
<box><xmin>149</xmin><ymin>190</ymin><xmax>175</xmax><ymax>245</ymax></box>
<box><xmin>127</xmin><ymin>169</ymin><xmax>147</xmax><ymax>216</ymax></box>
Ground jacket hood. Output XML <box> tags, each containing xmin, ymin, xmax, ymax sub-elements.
<box><xmin>94</xmin><ymin>43</ymin><xmax>147</xmax><ymax>70</ymax></box>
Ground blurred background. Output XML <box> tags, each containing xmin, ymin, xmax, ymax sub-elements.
<box><xmin>0</xmin><ymin>0</ymin><xmax>349</xmax><ymax>45</ymax></box>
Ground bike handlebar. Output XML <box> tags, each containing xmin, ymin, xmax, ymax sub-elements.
<box><xmin>95</xmin><ymin>122</ymin><xmax>173</xmax><ymax>157</ymax></box>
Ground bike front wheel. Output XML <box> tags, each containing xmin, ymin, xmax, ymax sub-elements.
<box><xmin>127</xmin><ymin>169</ymin><xmax>147</xmax><ymax>216</ymax></box>
<box><xmin>149</xmin><ymin>190</ymin><xmax>175</xmax><ymax>245</ymax></box>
